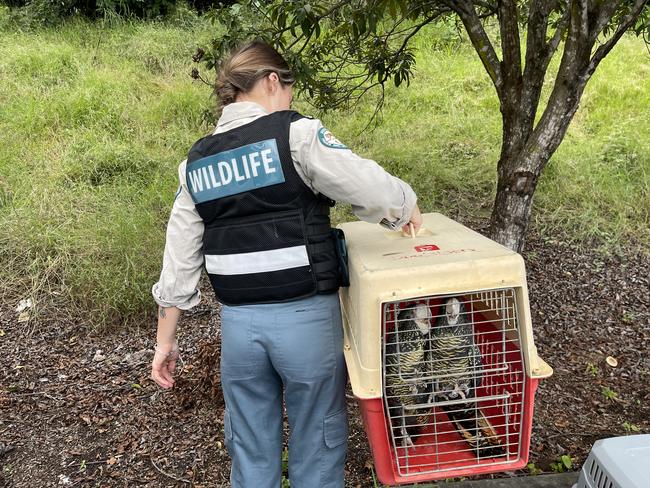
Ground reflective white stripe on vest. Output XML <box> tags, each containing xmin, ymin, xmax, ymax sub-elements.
<box><xmin>204</xmin><ymin>245</ymin><xmax>310</xmax><ymax>275</ymax></box>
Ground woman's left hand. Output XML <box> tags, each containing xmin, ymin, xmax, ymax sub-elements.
<box><xmin>151</xmin><ymin>341</ymin><xmax>179</xmax><ymax>389</ymax></box>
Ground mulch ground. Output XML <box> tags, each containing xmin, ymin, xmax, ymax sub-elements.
<box><xmin>0</xmin><ymin>227</ymin><xmax>648</xmax><ymax>488</ymax></box>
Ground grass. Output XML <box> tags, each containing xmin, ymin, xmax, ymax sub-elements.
<box><xmin>0</xmin><ymin>11</ymin><xmax>217</xmax><ymax>326</ymax></box>
<box><xmin>0</xmin><ymin>11</ymin><xmax>647</xmax><ymax>328</ymax></box>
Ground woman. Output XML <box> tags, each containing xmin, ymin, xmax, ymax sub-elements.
<box><xmin>150</xmin><ymin>40</ymin><xmax>421</xmax><ymax>488</ymax></box>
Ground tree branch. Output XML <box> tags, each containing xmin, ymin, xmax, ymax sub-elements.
<box><xmin>448</xmin><ymin>0</ymin><xmax>504</xmax><ymax>96</ymax></box>
<box><xmin>523</xmin><ymin>0</ymin><xmax>592</xmax><ymax>163</ymax></box>
<box><xmin>558</xmin><ymin>0</ymin><xmax>590</xmax><ymax>77</ymax></box>
<box><xmin>588</xmin><ymin>0</ymin><xmax>624</xmax><ymax>44</ymax></box>
<box><xmin>519</xmin><ymin>1</ymin><xmax>569</xmax><ymax>135</ymax></box>
<box><xmin>473</xmin><ymin>0</ymin><xmax>498</xmax><ymax>12</ymax></box>
<box><xmin>520</xmin><ymin>0</ymin><xmax>555</xmax><ymax>135</ymax></box>
<box><xmin>391</xmin><ymin>10</ymin><xmax>448</xmax><ymax>64</ymax></box>
<box><xmin>473</xmin><ymin>0</ymin><xmax>499</xmax><ymax>17</ymax></box>
<box><xmin>543</xmin><ymin>7</ymin><xmax>571</xmax><ymax>68</ymax></box>
<box><xmin>272</xmin><ymin>0</ymin><xmax>354</xmax><ymax>37</ymax></box>
<box><xmin>498</xmin><ymin>0</ymin><xmax>523</xmax><ymax>88</ymax></box>
<box><xmin>496</xmin><ymin>0</ymin><xmax>526</xmax><ymax>153</ymax></box>
<box><xmin>586</xmin><ymin>0</ymin><xmax>647</xmax><ymax>77</ymax></box>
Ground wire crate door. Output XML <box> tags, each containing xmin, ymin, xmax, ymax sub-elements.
<box><xmin>381</xmin><ymin>288</ymin><xmax>528</xmax><ymax>477</ymax></box>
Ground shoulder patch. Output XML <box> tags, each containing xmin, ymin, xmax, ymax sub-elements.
<box><xmin>317</xmin><ymin>127</ymin><xmax>348</xmax><ymax>149</ymax></box>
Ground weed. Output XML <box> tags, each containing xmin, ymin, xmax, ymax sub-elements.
<box><xmin>526</xmin><ymin>251</ymin><xmax>539</xmax><ymax>263</ymax></box>
<box><xmin>622</xmin><ymin>421</ymin><xmax>640</xmax><ymax>433</ymax></box>
<box><xmin>281</xmin><ymin>447</ymin><xmax>290</xmax><ymax>487</ymax></box>
<box><xmin>601</xmin><ymin>386</ymin><xmax>619</xmax><ymax>401</ymax></box>
<box><xmin>585</xmin><ymin>362</ymin><xmax>599</xmax><ymax>377</ymax></box>
<box><xmin>371</xmin><ymin>465</ymin><xmax>379</xmax><ymax>488</ymax></box>
<box><xmin>0</xmin><ymin>18</ymin><xmax>215</xmax><ymax>329</ymax></box>
<box><xmin>370</xmin><ymin>465</ymin><xmax>391</xmax><ymax>488</ymax></box>
<box><xmin>527</xmin><ymin>462</ymin><xmax>543</xmax><ymax>475</ymax></box>
<box><xmin>622</xmin><ymin>311</ymin><xmax>636</xmax><ymax>323</ymax></box>
<box><xmin>550</xmin><ymin>455</ymin><xmax>573</xmax><ymax>473</ymax></box>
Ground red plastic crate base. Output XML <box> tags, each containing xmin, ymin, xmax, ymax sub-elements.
<box><xmin>357</xmin><ymin>378</ymin><xmax>539</xmax><ymax>486</ymax></box>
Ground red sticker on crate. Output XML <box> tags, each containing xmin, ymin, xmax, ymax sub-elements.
<box><xmin>414</xmin><ymin>244</ymin><xmax>440</xmax><ymax>252</ymax></box>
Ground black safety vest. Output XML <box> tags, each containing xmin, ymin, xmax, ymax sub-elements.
<box><xmin>186</xmin><ymin>110</ymin><xmax>341</xmax><ymax>305</ymax></box>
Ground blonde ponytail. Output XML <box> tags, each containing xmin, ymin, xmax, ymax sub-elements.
<box><xmin>215</xmin><ymin>40</ymin><xmax>295</xmax><ymax>111</ymax></box>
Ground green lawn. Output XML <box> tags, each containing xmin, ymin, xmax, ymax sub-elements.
<box><xmin>0</xmin><ymin>12</ymin><xmax>647</xmax><ymax>327</ymax></box>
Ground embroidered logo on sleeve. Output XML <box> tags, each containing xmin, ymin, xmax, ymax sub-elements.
<box><xmin>317</xmin><ymin>127</ymin><xmax>348</xmax><ymax>149</ymax></box>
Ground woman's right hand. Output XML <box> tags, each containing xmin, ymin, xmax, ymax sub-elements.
<box><xmin>151</xmin><ymin>341</ymin><xmax>179</xmax><ymax>389</ymax></box>
<box><xmin>402</xmin><ymin>204</ymin><xmax>422</xmax><ymax>235</ymax></box>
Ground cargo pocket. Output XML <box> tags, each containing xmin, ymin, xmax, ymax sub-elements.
<box><xmin>320</xmin><ymin>408</ymin><xmax>348</xmax><ymax>487</ymax></box>
<box><xmin>324</xmin><ymin>408</ymin><xmax>348</xmax><ymax>447</ymax></box>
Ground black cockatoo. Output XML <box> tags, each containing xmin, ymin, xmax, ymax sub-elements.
<box><xmin>430</xmin><ymin>297</ymin><xmax>504</xmax><ymax>457</ymax></box>
<box><xmin>385</xmin><ymin>303</ymin><xmax>433</xmax><ymax>449</ymax></box>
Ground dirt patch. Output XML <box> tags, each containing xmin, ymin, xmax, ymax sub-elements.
<box><xmin>1</xmin><ymin>229</ymin><xmax>648</xmax><ymax>487</ymax></box>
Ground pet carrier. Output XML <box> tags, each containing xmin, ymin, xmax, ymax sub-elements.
<box><xmin>573</xmin><ymin>435</ymin><xmax>650</xmax><ymax>488</ymax></box>
<box><xmin>338</xmin><ymin>213</ymin><xmax>552</xmax><ymax>485</ymax></box>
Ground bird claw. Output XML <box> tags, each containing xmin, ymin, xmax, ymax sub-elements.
<box><xmin>403</xmin><ymin>434</ymin><xmax>414</xmax><ymax>449</ymax></box>
<box><xmin>400</xmin><ymin>426</ymin><xmax>415</xmax><ymax>449</ymax></box>
<box><xmin>426</xmin><ymin>391</ymin><xmax>435</xmax><ymax>404</ymax></box>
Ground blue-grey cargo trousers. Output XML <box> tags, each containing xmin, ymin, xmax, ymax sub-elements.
<box><xmin>219</xmin><ymin>292</ymin><xmax>348</xmax><ymax>488</ymax></box>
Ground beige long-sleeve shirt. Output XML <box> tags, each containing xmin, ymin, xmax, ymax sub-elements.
<box><xmin>151</xmin><ymin>101</ymin><xmax>417</xmax><ymax>309</ymax></box>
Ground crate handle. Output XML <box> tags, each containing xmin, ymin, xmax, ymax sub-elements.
<box><xmin>403</xmin><ymin>391</ymin><xmax>511</xmax><ymax>410</ymax></box>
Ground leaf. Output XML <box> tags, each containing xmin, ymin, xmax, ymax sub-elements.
<box><xmin>295</xmin><ymin>6</ymin><xmax>305</xmax><ymax>23</ymax></box>
<box><xmin>301</xmin><ymin>18</ymin><xmax>313</xmax><ymax>36</ymax></box>
<box><xmin>561</xmin><ymin>455</ymin><xmax>573</xmax><ymax>469</ymax></box>
<box><xmin>388</xmin><ymin>0</ymin><xmax>397</xmax><ymax>19</ymax></box>
<box><xmin>376</xmin><ymin>62</ymin><xmax>385</xmax><ymax>81</ymax></box>
<box><xmin>15</xmin><ymin>298</ymin><xmax>33</xmax><ymax>313</ymax></box>
<box><xmin>368</xmin><ymin>12</ymin><xmax>377</xmax><ymax>34</ymax></box>
<box><xmin>398</xmin><ymin>0</ymin><xmax>409</xmax><ymax>18</ymax></box>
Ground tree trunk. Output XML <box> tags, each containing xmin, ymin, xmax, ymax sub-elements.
<box><xmin>488</xmin><ymin>154</ymin><xmax>541</xmax><ymax>254</ymax></box>
<box><xmin>488</xmin><ymin>0</ymin><xmax>598</xmax><ymax>253</ymax></box>
<box><xmin>488</xmin><ymin>69</ymin><xmax>591</xmax><ymax>253</ymax></box>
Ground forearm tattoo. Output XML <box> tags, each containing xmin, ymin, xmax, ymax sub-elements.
<box><xmin>159</xmin><ymin>307</ymin><xmax>166</xmax><ymax>319</ymax></box>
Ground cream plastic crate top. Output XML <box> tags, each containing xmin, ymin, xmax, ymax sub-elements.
<box><xmin>337</xmin><ymin>212</ymin><xmax>552</xmax><ymax>400</ymax></box>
